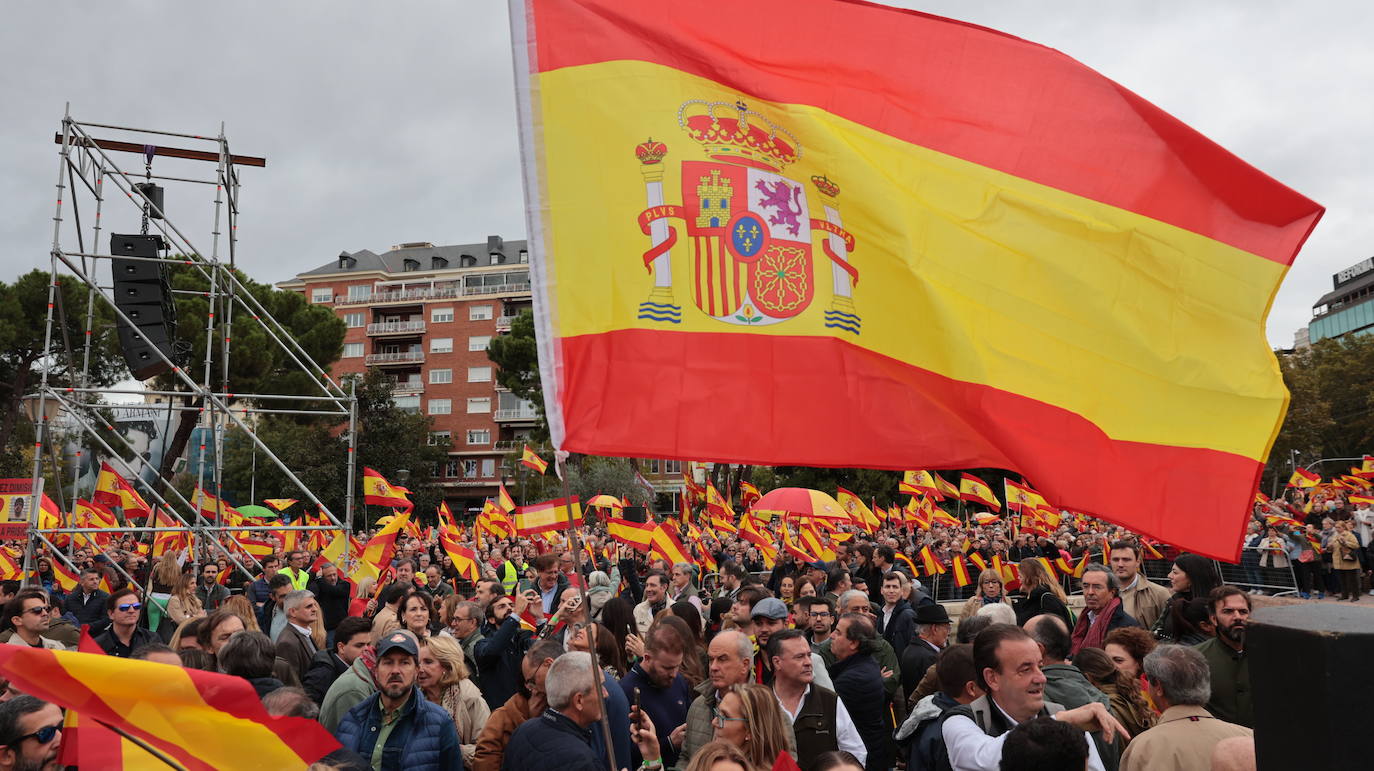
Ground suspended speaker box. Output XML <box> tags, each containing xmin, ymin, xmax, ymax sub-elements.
<box><xmin>110</xmin><ymin>234</ymin><xmax>177</xmax><ymax>380</ymax></box>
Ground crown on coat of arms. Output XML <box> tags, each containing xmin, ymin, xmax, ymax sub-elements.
<box><xmin>635</xmin><ymin>138</ymin><xmax>668</xmax><ymax>165</ymax></box>
<box><xmin>811</xmin><ymin>175</ymin><xmax>840</xmax><ymax>198</ymax></box>
<box><xmin>677</xmin><ymin>99</ymin><xmax>800</xmax><ymax>171</ymax></box>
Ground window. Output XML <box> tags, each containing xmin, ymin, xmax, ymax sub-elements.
<box><xmin>470</xmin><ymin>305</ymin><xmax>493</xmax><ymax>321</ymax></box>
<box><xmin>311</xmin><ymin>288</ymin><xmax>332</xmax><ymax>303</ymax></box>
<box><xmin>468</xmin><ymin>366</ymin><xmax>492</xmax><ymax>383</ymax></box>
<box><xmin>430</xmin><ymin>338</ymin><xmax>453</xmax><ymax>354</ymax></box>
<box><xmin>468</xmin><ymin>335</ymin><xmax>491</xmax><ymax>352</ymax></box>
<box><xmin>664</xmin><ymin>460</ymin><xmax>682</xmax><ymax>474</ymax></box>
<box><xmin>343</xmin><ymin>312</ymin><xmax>365</xmax><ymax>328</ymax></box>
<box><xmin>342</xmin><ymin>343</ymin><xmax>363</xmax><ymax>358</ymax></box>
<box><xmin>519</xmin><ymin>250</ymin><xmax>529</xmax><ymax>263</ymax></box>
<box><xmin>481</xmin><ymin>459</ymin><xmax>496</xmax><ymax>478</ymax></box>
<box><xmin>445</xmin><ymin>460</ymin><xmax>460</xmax><ymax>478</ymax></box>
<box><xmin>467</xmin><ymin>429</ymin><xmax>490</xmax><ymax>445</ymax></box>
<box><xmin>648</xmin><ymin>459</ymin><xmax>660</xmax><ymax>474</ymax></box>
<box><xmin>429</xmin><ymin>368</ymin><xmax>452</xmax><ymax>384</ymax></box>
<box><xmin>428</xmin><ymin>431</ymin><xmax>451</xmax><ymax>445</ymax></box>
<box><xmin>392</xmin><ymin>395</ymin><xmax>420</xmax><ymax>413</ymax></box>
<box><xmin>463</xmin><ymin>460</ymin><xmax>478</xmax><ymax>478</ymax></box>
<box><xmin>466</xmin><ymin>397</ymin><xmax>491</xmax><ymax>414</ymax></box>
<box><xmin>428</xmin><ymin>398</ymin><xmax>452</xmax><ymax>415</ymax></box>
<box><xmin>431</xmin><ymin>307</ymin><xmax>454</xmax><ymax>323</ymax></box>
<box><xmin>346</xmin><ymin>285</ymin><xmax>371</xmax><ymax>301</ymax></box>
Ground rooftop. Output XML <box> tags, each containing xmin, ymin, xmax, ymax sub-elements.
<box><xmin>284</xmin><ymin>235</ymin><xmax>528</xmax><ymax>283</ymax></box>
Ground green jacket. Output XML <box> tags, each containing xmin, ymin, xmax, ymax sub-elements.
<box><xmin>1195</xmin><ymin>637</ymin><xmax>1251</xmax><ymax>727</ymax></box>
<box><xmin>319</xmin><ymin>654</ymin><xmax>377</xmax><ymax>732</ymax></box>
<box><xmin>1043</xmin><ymin>663</ymin><xmax>1120</xmax><ymax>771</ymax></box>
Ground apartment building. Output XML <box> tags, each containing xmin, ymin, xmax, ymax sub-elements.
<box><xmin>279</xmin><ymin>236</ymin><xmax>537</xmax><ymax>513</ymax></box>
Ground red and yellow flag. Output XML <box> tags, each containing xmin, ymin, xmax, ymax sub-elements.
<box><xmin>362</xmin><ymin>467</ymin><xmax>412</xmax><ymax>509</ymax></box>
<box><xmin>901</xmin><ymin>471</ymin><xmax>943</xmax><ymax>500</ymax></box>
<box><xmin>650</xmin><ymin>522</ymin><xmax>693</xmax><ymax>566</ymax></box>
<box><xmin>959</xmin><ymin>474</ymin><xmax>1002</xmax><ymax>511</ymax></box>
<box><xmin>739</xmin><ymin>480</ymin><xmax>761</xmax><ymax>510</ymax></box>
<box><xmin>1287</xmin><ymin>468</ymin><xmax>1321</xmax><ymax>488</ymax></box>
<box><xmin>514</xmin><ymin>496</ymin><xmax>583</xmax><ymax>534</ymax></box>
<box><xmin>917</xmin><ymin>546</ymin><xmax>943</xmax><ymax>576</ymax></box>
<box><xmin>92</xmin><ymin>462</ymin><xmax>151</xmax><ymax>518</ymax></box>
<box><xmin>1</xmin><ymin>639</ymin><xmax>338</xmax><ymax>769</ymax></box>
<box><xmin>835</xmin><ymin>487</ymin><xmax>878</xmax><ymax>533</ymax></box>
<box><xmin>1004</xmin><ymin>479</ymin><xmax>1049</xmax><ymax>512</ymax></box>
<box><xmin>361</xmin><ymin>510</ymin><xmax>410</xmax><ymax>571</ymax></box>
<box><xmin>513</xmin><ymin>0</ymin><xmax>1322</xmax><ymax>562</ymax></box>
<box><xmin>951</xmin><ymin>554</ymin><xmax>972</xmax><ymax>588</ymax></box>
<box><xmin>51</xmin><ymin>558</ymin><xmax>79</xmax><ymax>593</ymax></box>
<box><xmin>607</xmin><ymin>516</ymin><xmax>655</xmax><ymax>552</ymax></box>
<box><xmin>263</xmin><ymin>498</ymin><xmax>298</xmax><ymax>512</ymax></box>
<box><xmin>521</xmin><ymin>445</ymin><xmax>549</xmax><ymax>475</ymax></box>
<box><xmin>439</xmin><ymin>532</ymin><xmax>482</xmax><ymax>583</ymax></box>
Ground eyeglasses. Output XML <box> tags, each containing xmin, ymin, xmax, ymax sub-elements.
<box><xmin>9</xmin><ymin>723</ymin><xmax>61</xmax><ymax>746</ymax></box>
<box><xmin>21</xmin><ymin>606</ymin><xmax>50</xmax><ymax>616</ymax></box>
<box><xmin>117</xmin><ymin>603</ymin><xmax>142</xmax><ymax>612</ymax></box>
<box><xmin>711</xmin><ymin>709</ymin><xmax>748</xmax><ymax>727</ymax></box>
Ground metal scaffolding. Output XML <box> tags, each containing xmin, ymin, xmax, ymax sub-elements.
<box><xmin>21</xmin><ymin>107</ymin><xmax>358</xmax><ymax>591</ymax></box>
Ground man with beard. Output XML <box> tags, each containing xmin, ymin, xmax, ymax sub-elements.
<box><xmin>633</xmin><ymin>572</ymin><xmax>670</xmax><ymax>635</ymax></box>
<box><xmin>334</xmin><ymin>630</ymin><xmax>462</xmax><ymax>770</ymax></box>
<box><xmin>619</xmin><ymin>623</ymin><xmax>692</xmax><ymax>768</ymax></box>
<box><xmin>1195</xmin><ymin>586</ymin><xmax>1252</xmax><ymax>727</ymax></box>
<box><xmin>0</xmin><ymin>696</ymin><xmax>63</xmax><ymax>771</ymax></box>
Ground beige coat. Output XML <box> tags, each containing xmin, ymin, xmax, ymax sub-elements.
<box><xmin>1331</xmin><ymin>529</ymin><xmax>1361</xmax><ymax>570</ymax></box>
<box><xmin>1119</xmin><ymin>575</ymin><xmax>1172</xmax><ymax>630</ymax></box>
<box><xmin>441</xmin><ymin>678</ymin><xmax>492</xmax><ymax>764</ymax></box>
<box><xmin>1119</xmin><ymin>704</ymin><xmax>1251</xmax><ymax>771</ymax></box>
<box><xmin>165</xmin><ymin>594</ymin><xmax>205</xmax><ymax>626</ymax></box>
<box><xmin>370</xmin><ymin>605</ymin><xmax>399</xmax><ymax>642</ymax></box>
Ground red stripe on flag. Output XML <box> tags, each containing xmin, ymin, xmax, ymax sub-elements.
<box><xmin>558</xmin><ymin>329</ymin><xmax>1257</xmax><ymax>561</ymax></box>
<box><xmin>530</xmin><ymin>0</ymin><xmax>1321</xmax><ymax>265</ymax></box>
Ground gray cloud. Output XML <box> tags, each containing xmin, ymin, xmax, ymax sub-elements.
<box><xmin>2</xmin><ymin>1</ymin><xmax>1365</xmax><ymax>348</ymax></box>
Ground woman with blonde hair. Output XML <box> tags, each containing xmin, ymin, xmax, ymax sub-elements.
<box><xmin>417</xmin><ymin>634</ymin><xmax>489</xmax><ymax>763</ymax></box>
<box><xmin>959</xmin><ymin>568</ymin><xmax>1005</xmax><ymax>621</ymax></box>
<box><xmin>632</xmin><ymin>683</ymin><xmax>792</xmax><ymax>771</ymax></box>
<box><xmin>684</xmin><ymin>740</ymin><xmax>752</xmax><ymax>771</ymax></box>
<box><xmin>221</xmin><ymin>594</ymin><xmax>262</xmax><ymax>632</ymax></box>
<box><xmin>165</xmin><ymin>572</ymin><xmax>205</xmax><ymax>629</ymax></box>
<box><xmin>1012</xmin><ymin>557</ymin><xmax>1072</xmax><ymax>628</ymax></box>
<box><xmin>148</xmin><ymin>552</ymin><xmax>182</xmax><ymax>633</ymax></box>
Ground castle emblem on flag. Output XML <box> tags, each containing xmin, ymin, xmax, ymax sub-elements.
<box><xmin>634</xmin><ymin>99</ymin><xmax>860</xmax><ymax>332</ymax></box>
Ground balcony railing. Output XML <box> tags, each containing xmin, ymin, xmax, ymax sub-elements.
<box><xmin>495</xmin><ymin>314</ymin><xmax>517</xmax><ymax>331</ymax></box>
<box><xmin>336</xmin><ymin>286</ymin><xmax>462</xmax><ymax>306</ymax></box>
<box><xmin>492</xmin><ymin>440</ymin><xmax>522</xmax><ymax>451</ymax></box>
<box><xmin>462</xmin><ymin>282</ymin><xmax>531</xmax><ymax>298</ymax></box>
<box><xmin>365</xmin><ymin>351</ymin><xmax>425</xmax><ymax>366</ymax></box>
<box><xmin>367</xmin><ymin>320</ymin><xmax>426</xmax><ymax>336</ymax></box>
<box><xmin>494</xmin><ymin>407</ymin><xmax>540</xmax><ymax>422</ymax></box>
<box><xmin>391</xmin><ymin>383</ymin><xmax>424</xmax><ymax>396</ymax></box>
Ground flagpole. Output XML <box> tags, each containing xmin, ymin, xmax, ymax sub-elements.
<box><xmin>96</xmin><ymin>719</ymin><xmax>189</xmax><ymax>771</ymax></box>
<box><xmin>553</xmin><ymin>452</ymin><xmax>617</xmax><ymax>771</ymax></box>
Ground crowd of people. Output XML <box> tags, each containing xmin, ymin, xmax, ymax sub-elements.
<box><xmin>0</xmin><ymin>487</ymin><xmax>1333</xmax><ymax>771</ymax></box>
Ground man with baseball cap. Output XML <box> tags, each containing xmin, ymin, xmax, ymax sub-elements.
<box><xmin>751</xmin><ymin>597</ymin><xmax>833</xmax><ymax>691</ymax></box>
<box><xmin>334</xmin><ymin>630</ymin><xmax>463</xmax><ymax>770</ymax></box>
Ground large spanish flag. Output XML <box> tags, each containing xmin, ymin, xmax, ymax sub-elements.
<box><xmin>1</xmin><ymin>642</ymin><xmax>338</xmax><ymax>769</ymax></box>
<box><xmin>514</xmin><ymin>496</ymin><xmax>583</xmax><ymax>534</ymax></box>
<box><xmin>513</xmin><ymin>0</ymin><xmax>1323</xmax><ymax>561</ymax></box>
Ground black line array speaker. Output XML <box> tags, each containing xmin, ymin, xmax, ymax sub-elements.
<box><xmin>111</xmin><ymin>233</ymin><xmax>177</xmax><ymax>380</ymax></box>
<box><xmin>623</xmin><ymin>506</ymin><xmax>648</xmax><ymax>524</ymax></box>
<box><xmin>1250</xmin><ymin>603</ymin><xmax>1374</xmax><ymax>770</ymax></box>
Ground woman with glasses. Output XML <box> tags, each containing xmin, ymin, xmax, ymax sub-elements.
<box><xmin>958</xmin><ymin>569</ymin><xmax>1005</xmax><ymax>622</ymax></box>
<box><xmin>633</xmin><ymin>682</ymin><xmax>792</xmax><ymax>771</ymax></box>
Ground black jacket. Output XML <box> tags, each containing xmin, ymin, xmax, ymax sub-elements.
<box><xmin>303</xmin><ymin>649</ymin><xmax>349</xmax><ymax>704</ymax></box>
<box><xmin>93</xmin><ymin>626</ymin><xmax>159</xmax><ymax>658</ymax></box>
<box><xmin>900</xmin><ymin>638</ymin><xmax>940</xmax><ymax>698</ymax></box>
<box><xmin>309</xmin><ymin>575</ymin><xmax>354</xmax><ymax>631</ymax></box>
<box><xmin>1013</xmin><ymin>586</ymin><xmax>1072</xmax><ymax>628</ymax></box>
<box><xmin>66</xmin><ymin>589</ymin><xmax>109</xmax><ymax>627</ymax></box>
<box><xmin>830</xmin><ymin>651</ymin><xmax>894</xmax><ymax>771</ymax></box>
<box><xmin>879</xmin><ymin>599</ymin><xmax>916</xmax><ymax>661</ymax></box>
<box><xmin>502</xmin><ymin>709</ymin><xmax>601</xmax><ymax>771</ymax></box>
<box><xmin>474</xmin><ymin>615</ymin><xmax>533</xmax><ymax>711</ymax></box>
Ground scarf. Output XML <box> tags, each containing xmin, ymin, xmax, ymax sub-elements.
<box><xmin>1070</xmin><ymin>595</ymin><xmax>1121</xmax><ymax>654</ymax></box>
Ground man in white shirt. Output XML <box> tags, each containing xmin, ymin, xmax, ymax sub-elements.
<box><xmin>768</xmin><ymin>629</ymin><xmax>865</xmax><ymax>771</ymax></box>
<box><xmin>941</xmin><ymin>624</ymin><xmax>1123</xmax><ymax>771</ymax></box>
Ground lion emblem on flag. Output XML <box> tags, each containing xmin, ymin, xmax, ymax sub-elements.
<box><xmin>633</xmin><ymin>99</ymin><xmax>860</xmax><ymax>332</ymax></box>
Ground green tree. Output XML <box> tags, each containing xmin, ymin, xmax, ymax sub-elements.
<box><xmin>486</xmin><ymin>309</ymin><xmax>548</xmax><ymax>440</ymax></box>
<box><xmin>0</xmin><ymin>270</ymin><xmax>123</xmax><ymax>460</ymax></box>
<box><xmin>219</xmin><ymin>418</ymin><xmax>348</xmax><ymax>517</ymax></box>
<box><xmin>773</xmin><ymin>466</ymin><xmax>904</xmax><ymax>507</ymax></box>
<box><xmin>351</xmin><ymin>369</ymin><xmax>451</xmax><ymax>527</ymax></box>
<box><xmin>1263</xmin><ymin>335</ymin><xmax>1374</xmax><ymax>491</ymax></box>
<box><xmin>150</xmin><ymin>265</ymin><xmax>345</xmax><ymax>486</ymax></box>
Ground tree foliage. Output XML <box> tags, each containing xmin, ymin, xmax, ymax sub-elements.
<box><xmin>1264</xmin><ymin>334</ymin><xmax>1374</xmax><ymax>491</ymax></box>
<box><xmin>486</xmin><ymin>309</ymin><xmax>548</xmax><ymax>441</ymax></box>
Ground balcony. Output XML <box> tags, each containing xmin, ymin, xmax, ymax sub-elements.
<box><xmin>495</xmin><ymin>315</ymin><xmax>517</xmax><ymax>332</ymax></box>
<box><xmin>442</xmin><ymin>479</ymin><xmax>498</xmax><ymax>488</ymax></box>
<box><xmin>492</xmin><ymin>440</ymin><xmax>522</xmax><ymax>452</ymax></box>
<box><xmin>462</xmin><ymin>282</ymin><xmax>531</xmax><ymax>298</ymax></box>
<box><xmin>391</xmin><ymin>383</ymin><xmax>424</xmax><ymax>396</ymax></box>
<box><xmin>367</xmin><ymin>320</ymin><xmax>427</xmax><ymax>336</ymax></box>
<box><xmin>365</xmin><ymin>351</ymin><xmax>425</xmax><ymax>366</ymax></box>
<box><xmin>494</xmin><ymin>406</ymin><xmax>540</xmax><ymax>423</ymax></box>
<box><xmin>336</xmin><ymin>286</ymin><xmax>461</xmax><ymax>306</ymax></box>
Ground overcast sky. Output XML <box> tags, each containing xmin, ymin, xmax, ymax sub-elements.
<box><xmin>2</xmin><ymin>1</ymin><xmax>1368</xmax><ymax>349</ymax></box>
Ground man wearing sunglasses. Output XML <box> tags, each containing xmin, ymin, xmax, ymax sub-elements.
<box><xmin>93</xmin><ymin>589</ymin><xmax>158</xmax><ymax>658</ymax></box>
<box><xmin>0</xmin><ymin>695</ymin><xmax>63</xmax><ymax>771</ymax></box>
<box><xmin>2</xmin><ymin>590</ymin><xmax>65</xmax><ymax>651</ymax></box>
